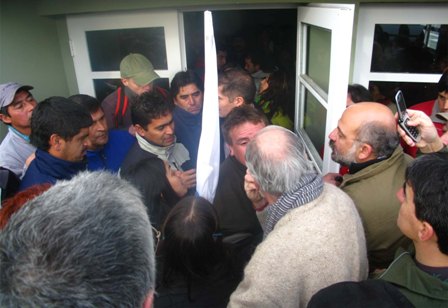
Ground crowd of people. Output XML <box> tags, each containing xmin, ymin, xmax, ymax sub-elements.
<box><xmin>0</xmin><ymin>51</ymin><xmax>448</xmax><ymax>307</ymax></box>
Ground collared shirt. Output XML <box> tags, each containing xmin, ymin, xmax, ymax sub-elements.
<box><xmin>0</xmin><ymin>126</ymin><xmax>36</xmax><ymax>177</ymax></box>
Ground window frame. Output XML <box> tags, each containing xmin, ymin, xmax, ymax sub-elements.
<box><xmin>66</xmin><ymin>9</ymin><xmax>184</xmax><ymax>96</ymax></box>
<box><xmin>296</xmin><ymin>4</ymin><xmax>355</xmax><ymax>173</ymax></box>
<box><xmin>353</xmin><ymin>4</ymin><xmax>447</xmax><ymax>87</ymax></box>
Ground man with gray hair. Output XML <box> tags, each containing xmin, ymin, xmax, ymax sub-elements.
<box><xmin>229</xmin><ymin>126</ymin><xmax>368</xmax><ymax>307</ymax></box>
<box><xmin>0</xmin><ymin>171</ymin><xmax>156</xmax><ymax>307</ymax></box>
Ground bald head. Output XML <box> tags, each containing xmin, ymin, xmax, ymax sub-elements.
<box><xmin>246</xmin><ymin>126</ymin><xmax>311</xmax><ymax>195</ymax></box>
<box><xmin>330</xmin><ymin>102</ymin><xmax>399</xmax><ymax>164</ymax></box>
<box><xmin>255</xmin><ymin>126</ymin><xmax>291</xmax><ymax>162</ymax></box>
<box><xmin>344</xmin><ymin>102</ymin><xmax>397</xmax><ymax>134</ymax></box>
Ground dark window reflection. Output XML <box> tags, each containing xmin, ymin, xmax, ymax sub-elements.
<box><xmin>369</xmin><ymin>80</ymin><xmax>439</xmax><ymax>108</ymax></box>
<box><xmin>93</xmin><ymin>78</ymin><xmax>170</xmax><ymax>102</ymax></box>
<box><xmin>371</xmin><ymin>24</ymin><xmax>448</xmax><ymax>73</ymax></box>
<box><xmin>86</xmin><ymin>27</ymin><xmax>168</xmax><ymax>72</ymax></box>
<box><xmin>183</xmin><ymin>10</ymin><xmax>297</xmax><ymax>74</ymax></box>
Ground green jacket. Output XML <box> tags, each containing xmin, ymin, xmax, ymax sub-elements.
<box><xmin>379</xmin><ymin>248</ymin><xmax>448</xmax><ymax>307</ymax></box>
<box><xmin>341</xmin><ymin>146</ymin><xmax>413</xmax><ymax>270</ymax></box>
<box><xmin>254</xmin><ymin>95</ymin><xmax>293</xmax><ymax>130</ymax></box>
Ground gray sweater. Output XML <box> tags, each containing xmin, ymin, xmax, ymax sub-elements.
<box><xmin>228</xmin><ymin>184</ymin><xmax>368</xmax><ymax>308</ymax></box>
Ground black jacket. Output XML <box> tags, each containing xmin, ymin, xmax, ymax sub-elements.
<box><xmin>120</xmin><ymin>143</ymin><xmax>179</xmax><ymax>229</ymax></box>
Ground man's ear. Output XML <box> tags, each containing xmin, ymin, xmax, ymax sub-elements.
<box><xmin>49</xmin><ymin>134</ymin><xmax>63</xmax><ymax>151</ymax></box>
<box><xmin>418</xmin><ymin>221</ymin><xmax>435</xmax><ymax>242</ymax></box>
<box><xmin>134</xmin><ymin>124</ymin><xmax>146</xmax><ymax>137</ymax></box>
<box><xmin>142</xmin><ymin>291</ymin><xmax>154</xmax><ymax>308</ymax></box>
<box><xmin>228</xmin><ymin>144</ymin><xmax>234</xmax><ymax>156</ymax></box>
<box><xmin>121</xmin><ymin>78</ymin><xmax>129</xmax><ymax>87</ymax></box>
<box><xmin>0</xmin><ymin>113</ymin><xmax>12</xmax><ymax>125</ymax></box>
<box><xmin>233</xmin><ymin>96</ymin><xmax>245</xmax><ymax>108</ymax></box>
<box><xmin>357</xmin><ymin>143</ymin><xmax>373</xmax><ymax>161</ymax></box>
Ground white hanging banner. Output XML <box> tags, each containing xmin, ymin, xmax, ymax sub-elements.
<box><xmin>195</xmin><ymin>10</ymin><xmax>220</xmax><ymax>203</ymax></box>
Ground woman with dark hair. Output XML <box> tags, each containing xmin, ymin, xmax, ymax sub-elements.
<box><xmin>155</xmin><ymin>196</ymin><xmax>240</xmax><ymax>307</ymax></box>
<box><xmin>254</xmin><ymin>69</ymin><xmax>294</xmax><ymax>130</ymax></box>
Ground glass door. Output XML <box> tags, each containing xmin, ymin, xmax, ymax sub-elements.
<box><xmin>296</xmin><ymin>4</ymin><xmax>354</xmax><ymax>173</ymax></box>
<box><xmin>353</xmin><ymin>4</ymin><xmax>448</xmax><ymax>107</ymax></box>
<box><xmin>67</xmin><ymin>10</ymin><xmax>184</xmax><ymax>101</ymax></box>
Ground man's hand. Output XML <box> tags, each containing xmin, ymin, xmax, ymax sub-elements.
<box><xmin>180</xmin><ymin>169</ymin><xmax>196</xmax><ymax>189</ymax></box>
<box><xmin>396</xmin><ymin>109</ymin><xmax>444</xmax><ymax>152</ymax></box>
<box><xmin>323</xmin><ymin>172</ymin><xmax>343</xmax><ymax>187</ymax></box>
<box><xmin>244</xmin><ymin>171</ymin><xmax>268</xmax><ymax>211</ymax></box>
<box><xmin>164</xmin><ymin>162</ymin><xmax>188</xmax><ymax>197</ymax></box>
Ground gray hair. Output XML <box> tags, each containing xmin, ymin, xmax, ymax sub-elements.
<box><xmin>0</xmin><ymin>171</ymin><xmax>155</xmax><ymax>307</ymax></box>
<box><xmin>356</xmin><ymin>121</ymin><xmax>399</xmax><ymax>158</ymax></box>
<box><xmin>245</xmin><ymin>126</ymin><xmax>312</xmax><ymax>195</ymax></box>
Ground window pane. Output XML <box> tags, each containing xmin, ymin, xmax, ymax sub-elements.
<box><xmin>369</xmin><ymin>80</ymin><xmax>439</xmax><ymax>108</ymax></box>
<box><xmin>306</xmin><ymin>25</ymin><xmax>331</xmax><ymax>93</ymax></box>
<box><xmin>371</xmin><ymin>24</ymin><xmax>448</xmax><ymax>73</ymax></box>
<box><xmin>304</xmin><ymin>90</ymin><xmax>326</xmax><ymax>158</ymax></box>
<box><xmin>93</xmin><ymin>78</ymin><xmax>169</xmax><ymax>102</ymax></box>
<box><xmin>86</xmin><ymin>28</ymin><xmax>168</xmax><ymax>72</ymax></box>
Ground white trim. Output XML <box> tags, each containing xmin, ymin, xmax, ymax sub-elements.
<box><xmin>177</xmin><ymin>12</ymin><xmax>188</xmax><ymax>71</ymax></box>
<box><xmin>296</xmin><ymin>4</ymin><xmax>355</xmax><ymax>173</ymax></box>
<box><xmin>354</xmin><ymin>4</ymin><xmax>448</xmax><ymax>86</ymax></box>
<box><xmin>299</xmin><ymin>74</ymin><xmax>328</xmax><ymax>109</ymax></box>
<box><xmin>367</xmin><ymin>73</ymin><xmax>442</xmax><ymax>83</ymax></box>
<box><xmin>66</xmin><ymin>9</ymin><xmax>183</xmax><ymax>96</ymax></box>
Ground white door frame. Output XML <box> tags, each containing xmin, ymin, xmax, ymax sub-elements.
<box><xmin>296</xmin><ymin>4</ymin><xmax>355</xmax><ymax>173</ymax></box>
<box><xmin>66</xmin><ymin>10</ymin><xmax>184</xmax><ymax>96</ymax></box>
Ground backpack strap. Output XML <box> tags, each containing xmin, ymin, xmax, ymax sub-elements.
<box><xmin>114</xmin><ymin>85</ymin><xmax>128</xmax><ymax>128</ymax></box>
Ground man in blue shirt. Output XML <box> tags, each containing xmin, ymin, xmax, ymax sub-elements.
<box><xmin>20</xmin><ymin>97</ymin><xmax>92</xmax><ymax>191</ymax></box>
<box><xmin>170</xmin><ymin>70</ymin><xmax>203</xmax><ymax>170</ymax></box>
<box><xmin>70</xmin><ymin>94</ymin><xmax>135</xmax><ymax>173</ymax></box>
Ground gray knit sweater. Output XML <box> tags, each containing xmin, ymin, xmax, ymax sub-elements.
<box><xmin>228</xmin><ymin>184</ymin><xmax>368</xmax><ymax>308</ymax></box>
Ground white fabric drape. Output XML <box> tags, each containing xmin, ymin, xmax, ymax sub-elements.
<box><xmin>195</xmin><ymin>11</ymin><xmax>220</xmax><ymax>203</ymax></box>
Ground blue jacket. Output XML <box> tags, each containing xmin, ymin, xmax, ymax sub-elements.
<box><xmin>173</xmin><ymin>106</ymin><xmax>202</xmax><ymax>170</ymax></box>
<box><xmin>86</xmin><ymin>129</ymin><xmax>135</xmax><ymax>172</ymax></box>
<box><xmin>19</xmin><ymin>149</ymin><xmax>86</xmax><ymax>191</ymax></box>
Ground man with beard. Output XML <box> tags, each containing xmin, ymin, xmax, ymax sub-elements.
<box><xmin>19</xmin><ymin>97</ymin><xmax>93</xmax><ymax>191</ymax></box>
<box><xmin>324</xmin><ymin>102</ymin><xmax>413</xmax><ymax>273</ymax></box>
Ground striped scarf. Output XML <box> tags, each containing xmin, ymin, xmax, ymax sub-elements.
<box><xmin>264</xmin><ymin>172</ymin><xmax>324</xmax><ymax>237</ymax></box>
